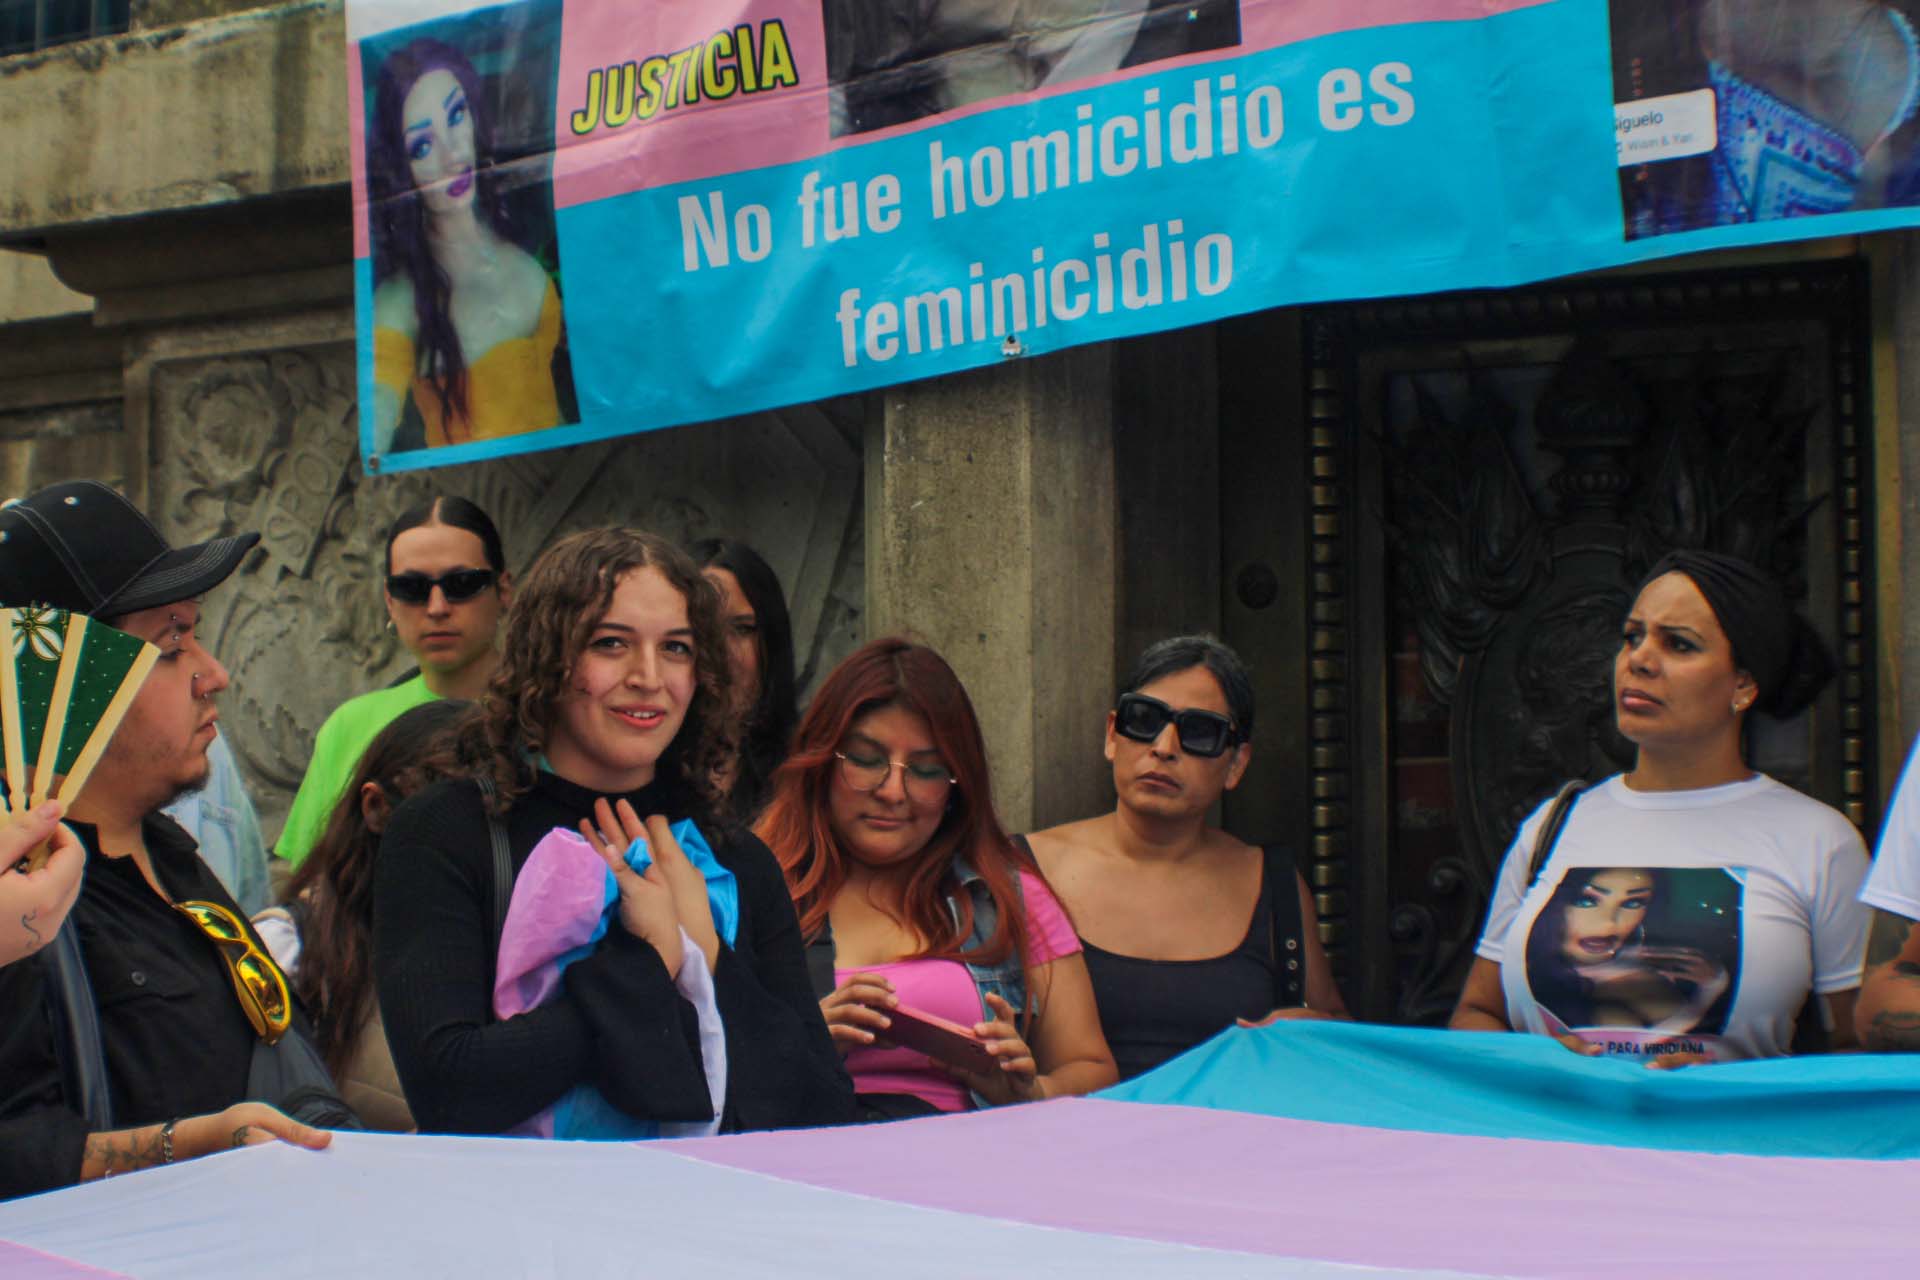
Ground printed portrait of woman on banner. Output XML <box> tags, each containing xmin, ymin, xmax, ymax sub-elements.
<box><xmin>823</xmin><ymin>0</ymin><xmax>1243</xmax><ymax>137</ymax></box>
<box><xmin>1613</xmin><ymin>0</ymin><xmax>1920</xmax><ymax>238</ymax></box>
<box><xmin>1523</xmin><ymin>865</ymin><xmax>1741</xmax><ymax>1058</ymax></box>
<box><xmin>362</xmin><ymin>0</ymin><xmax>579</xmax><ymax>460</ymax></box>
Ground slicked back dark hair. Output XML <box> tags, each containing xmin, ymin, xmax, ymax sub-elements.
<box><xmin>1118</xmin><ymin>634</ymin><xmax>1256</xmax><ymax>740</ymax></box>
<box><xmin>384</xmin><ymin>495</ymin><xmax>506</xmax><ymax>575</ymax></box>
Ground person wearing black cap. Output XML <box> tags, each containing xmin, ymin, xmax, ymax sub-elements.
<box><xmin>0</xmin><ymin>480</ymin><xmax>333</xmax><ymax>1199</ymax></box>
<box><xmin>1451</xmin><ymin>550</ymin><xmax>1872</xmax><ymax>1065</ymax></box>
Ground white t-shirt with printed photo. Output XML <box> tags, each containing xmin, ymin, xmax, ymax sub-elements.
<box><xmin>1863</xmin><ymin>737</ymin><xmax>1920</xmax><ymax>923</ymax></box>
<box><xmin>1477</xmin><ymin>773</ymin><xmax>1871</xmax><ymax>1062</ymax></box>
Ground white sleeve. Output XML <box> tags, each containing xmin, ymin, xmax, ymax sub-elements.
<box><xmin>1810</xmin><ymin>826</ymin><xmax>1873</xmax><ymax>994</ymax></box>
<box><xmin>656</xmin><ymin>926</ymin><xmax>726</xmax><ymax>1139</ymax></box>
<box><xmin>1864</xmin><ymin>738</ymin><xmax>1920</xmax><ymax>921</ymax></box>
<box><xmin>1475</xmin><ymin>799</ymin><xmax>1552</xmax><ymax>965</ymax></box>
<box><xmin>252</xmin><ymin>907</ymin><xmax>303</xmax><ymax>979</ymax></box>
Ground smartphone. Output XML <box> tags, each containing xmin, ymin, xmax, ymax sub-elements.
<box><xmin>877</xmin><ymin>1002</ymin><xmax>999</xmax><ymax>1075</ymax></box>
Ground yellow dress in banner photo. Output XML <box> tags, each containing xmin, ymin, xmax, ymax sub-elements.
<box><xmin>374</xmin><ymin>278</ymin><xmax>565</xmax><ymax>448</ymax></box>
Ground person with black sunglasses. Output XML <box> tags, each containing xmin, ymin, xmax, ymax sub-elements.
<box><xmin>1021</xmin><ymin>635</ymin><xmax>1348</xmax><ymax>1081</ymax></box>
<box><xmin>276</xmin><ymin>496</ymin><xmax>511</xmax><ymax>868</ymax></box>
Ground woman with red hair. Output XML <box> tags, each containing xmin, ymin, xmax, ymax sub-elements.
<box><xmin>757</xmin><ymin>639</ymin><xmax>1116</xmax><ymax>1120</ymax></box>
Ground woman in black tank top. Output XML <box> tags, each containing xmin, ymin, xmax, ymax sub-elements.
<box><xmin>1021</xmin><ymin>636</ymin><xmax>1348</xmax><ymax>1080</ymax></box>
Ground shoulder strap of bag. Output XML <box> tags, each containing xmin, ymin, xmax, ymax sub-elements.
<box><xmin>1262</xmin><ymin>844</ymin><xmax>1306</xmax><ymax>1007</ymax></box>
<box><xmin>474</xmin><ymin>776</ymin><xmax>513</xmax><ymax>950</ymax></box>
<box><xmin>804</xmin><ymin>916</ymin><xmax>838</xmax><ymax>1002</ymax></box>
<box><xmin>1526</xmin><ymin>780</ymin><xmax>1588</xmax><ymax>888</ymax></box>
<box><xmin>44</xmin><ymin>919</ymin><xmax>113</xmax><ymax>1131</ymax></box>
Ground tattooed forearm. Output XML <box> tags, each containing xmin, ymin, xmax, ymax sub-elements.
<box><xmin>1865</xmin><ymin>1011</ymin><xmax>1920</xmax><ymax>1052</ymax></box>
<box><xmin>1865</xmin><ymin>910</ymin><xmax>1918</xmax><ymax>967</ymax></box>
<box><xmin>1860</xmin><ymin>954</ymin><xmax>1920</xmax><ymax>1052</ymax></box>
<box><xmin>80</xmin><ymin>1125</ymin><xmax>168</xmax><ymax>1181</ymax></box>
<box><xmin>1865</xmin><ymin>962</ymin><xmax>1920</xmax><ymax>1053</ymax></box>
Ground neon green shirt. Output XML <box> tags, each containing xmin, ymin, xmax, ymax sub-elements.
<box><xmin>276</xmin><ymin>675</ymin><xmax>438</xmax><ymax>865</ymax></box>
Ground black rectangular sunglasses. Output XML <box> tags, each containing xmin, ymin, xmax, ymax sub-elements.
<box><xmin>1114</xmin><ymin>692</ymin><xmax>1240</xmax><ymax>758</ymax></box>
<box><xmin>386</xmin><ymin>568</ymin><xmax>496</xmax><ymax>605</ymax></box>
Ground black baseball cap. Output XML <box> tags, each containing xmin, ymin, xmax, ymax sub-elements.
<box><xmin>0</xmin><ymin>480</ymin><xmax>260</xmax><ymax>617</ymax></box>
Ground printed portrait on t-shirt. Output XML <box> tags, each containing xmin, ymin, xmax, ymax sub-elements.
<box><xmin>1523</xmin><ymin>865</ymin><xmax>1743</xmax><ymax>1059</ymax></box>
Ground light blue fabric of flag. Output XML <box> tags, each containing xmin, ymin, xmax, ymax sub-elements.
<box><xmin>1103</xmin><ymin>1019</ymin><xmax>1920</xmax><ymax>1160</ymax></box>
<box><xmin>545</xmin><ymin>820</ymin><xmax>737</xmax><ymax>1140</ymax></box>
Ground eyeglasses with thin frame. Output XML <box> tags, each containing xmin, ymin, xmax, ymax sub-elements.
<box><xmin>385</xmin><ymin>568</ymin><xmax>496</xmax><ymax>606</ymax></box>
<box><xmin>1113</xmin><ymin>692</ymin><xmax>1241</xmax><ymax>759</ymax></box>
<box><xmin>175</xmin><ymin>899</ymin><xmax>293</xmax><ymax>1045</ymax></box>
<box><xmin>833</xmin><ymin>750</ymin><xmax>957</xmax><ymax>803</ymax></box>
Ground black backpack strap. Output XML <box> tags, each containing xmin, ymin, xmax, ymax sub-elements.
<box><xmin>1262</xmin><ymin>844</ymin><xmax>1306</xmax><ymax>1007</ymax></box>
<box><xmin>1526</xmin><ymin>780</ymin><xmax>1587</xmax><ymax>888</ymax></box>
<box><xmin>44</xmin><ymin>919</ymin><xmax>113</xmax><ymax>1130</ymax></box>
<box><xmin>474</xmin><ymin>776</ymin><xmax>513</xmax><ymax>946</ymax></box>
<box><xmin>804</xmin><ymin>916</ymin><xmax>838</xmax><ymax>1002</ymax></box>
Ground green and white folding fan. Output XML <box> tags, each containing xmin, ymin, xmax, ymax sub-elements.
<box><xmin>1</xmin><ymin>605</ymin><xmax>160</xmax><ymax>829</ymax></box>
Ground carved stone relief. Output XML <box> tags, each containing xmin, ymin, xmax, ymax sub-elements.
<box><xmin>145</xmin><ymin>339</ymin><xmax>865</xmax><ymax>841</ymax></box>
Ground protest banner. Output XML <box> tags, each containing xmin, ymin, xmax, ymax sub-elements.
<box><xmin>349</xmin><ymin>0</ymin><xmax>1920</xmax><ymax>472</ymax></box>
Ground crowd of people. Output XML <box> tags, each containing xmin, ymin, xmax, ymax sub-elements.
<box><xmin>1</xmin><ymin>478</ymin><xmax>1917</xmax><ymax>1201</ymax></box>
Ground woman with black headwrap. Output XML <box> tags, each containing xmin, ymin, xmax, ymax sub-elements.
<box><xmin>1450</xmin><ymin>551</ymin><xmax>1872</xmax><ymax>1064</ymax></box>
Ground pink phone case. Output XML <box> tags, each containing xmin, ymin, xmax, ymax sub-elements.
<box><xmin>880</xmin><ymin>1002</ymin><xmax>998</xmax><ymax>1075</ymax></box>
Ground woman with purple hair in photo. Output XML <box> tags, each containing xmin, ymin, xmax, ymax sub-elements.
<box><xmin>366</xmin><ymin>38</ymin><xmax>573</xmax><ymax>454</ymax></box>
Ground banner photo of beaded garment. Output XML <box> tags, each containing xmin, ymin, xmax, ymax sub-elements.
<box><xmin>1610</xmin><ymin>0</ymin><xmax>1920</xmax><ymax>241</ymax></box>
<box><xmin>346</xmin><ymin>0</ymin><xmax>1920</xmax><ymax>473</ymax></box>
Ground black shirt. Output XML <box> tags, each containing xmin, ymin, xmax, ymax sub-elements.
<box><xmin>0</xmin><ymin>815</ymin><xmax>263</xmax><ymax>1199</ymax></box>
<box><xmin>1079</xmin><ymin>845</ymin><xmax>1305</xmax><ymax>1081</ymax></box>
<box><xmin>373</xmin><ymin>768</ymin><xmax>854</xmax><ymax>1135</ymax></box>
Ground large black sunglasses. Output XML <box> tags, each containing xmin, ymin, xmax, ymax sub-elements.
<box><xmin>386</xmin><ymin>568</ymin><xmax>496</xmax><ymax>606</ymax></box>
<box><xmin>1114</xmin><ymin>692</ymin><xmax>1241</xmax><ymax>758</ymax></box>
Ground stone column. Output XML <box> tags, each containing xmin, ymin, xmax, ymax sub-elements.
<box><xmin>865</xmin><ymin>345</ymin><xmax>1118</xmax><ymax>833</ymax></box>
<box><xmin>1875</xmin><ymin>232</ymin><xmax>1920</xmax><ymax>793</ymax></box>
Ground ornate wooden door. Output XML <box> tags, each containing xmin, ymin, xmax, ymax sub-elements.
<box><xmin>1223</xmin><ymin>260</ymin><xmax>1879</xmax><ymax>1023</ymax></box>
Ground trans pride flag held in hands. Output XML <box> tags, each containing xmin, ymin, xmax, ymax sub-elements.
<box><xmin>4</xmin><ymin>1021</ymin><xmax>1918</xmax><ymax>1277</ymax></box>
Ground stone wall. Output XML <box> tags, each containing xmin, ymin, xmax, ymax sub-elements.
<box><xmin>1</xmin><ymin>286</ymin><xmax>864</xmax><ymax>842</ymax></box>
<box><xmin>131</xmin><ymin>312</ymin><xmax>865</xmax><ymax>840</ymax></box>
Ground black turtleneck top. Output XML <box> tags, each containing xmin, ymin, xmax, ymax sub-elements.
<box><xmin>373</xmin><ymin>768</ymin><xmax>853</xmax><ymax>1136</ymax></box>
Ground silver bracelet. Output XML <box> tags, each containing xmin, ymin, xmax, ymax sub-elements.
<box><xmin>160</xmin><ymin>1118</ymin><xmax>177</xmax><ymax>1165</ymax></box>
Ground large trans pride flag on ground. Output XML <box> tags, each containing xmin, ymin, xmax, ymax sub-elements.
<box><xmin>3</xmin><ymin>1022</ymin><xmax>1917</xmax><ymax>1277</ymax></box>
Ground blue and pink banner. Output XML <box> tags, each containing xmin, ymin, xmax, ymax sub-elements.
<box><xmin>349</xmin><ymin>0</ymin><xmax>1920</xmax><ymax>472</ymax></box>
<box><xmin>5</xmin><ymin>1023</ymin><xmax>1919</xmax><ymax>1276</ymax></box>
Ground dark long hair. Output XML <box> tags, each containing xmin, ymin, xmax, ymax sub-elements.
<box><xmin>285</xmin><ymin>700</ymin><xmax>469</xmax><ymax>1079</ymax></box>
<box><xmin>367</xmin><ymin>38</ymin><xmax>517</xmax><ymax>428</ymax></box>
<box><xmin>692</xmin><ymin>537</ymin><xmax>798</xmax><ymax>819</ymax></box>
<box><xmin>452</xmin><ymin>527</ymin><xmax>732</xmax><ymax>818</ymax></box>
<box><xmin>755</xmin><ymin>638</ymin><xmax>1037</xmax><ymax>968</ymax></box>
